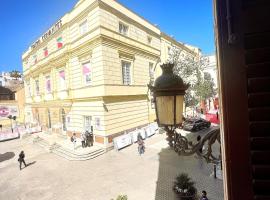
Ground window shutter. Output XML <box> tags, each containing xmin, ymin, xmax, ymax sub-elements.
<box><xmin>243</xmin><ymin>1</ymin><xmax>270</xmax><ymax>199</ymax></box>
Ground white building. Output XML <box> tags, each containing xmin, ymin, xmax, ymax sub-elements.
<box><xmin>204</xmin><ymin>54</ymin><xmax>218</xmax><ymax>88</ymax></box>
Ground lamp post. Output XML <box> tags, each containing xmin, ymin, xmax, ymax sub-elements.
<box><xmin>149</xmin><ymin>63</ymin><xmax>189</xmax><ymax>147</ymax></box>
<box><xmin>149</xmin><ymin>63</ymin><xmax>221</xmax><ymax>164</ymax></box>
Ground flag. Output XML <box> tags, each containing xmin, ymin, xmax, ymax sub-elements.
<box><xmin>57</xmin><ymin>37</ymin><xmax>63</xmax><ymax>49</ymax></box>
<box><xmin>83</xmin><ymin>64</ymin><xmax>90</xmax><ymax>74</ymax></box>
<box><xmin>44</xmin><ymin>47</ymin><xmax>48</xmax><ymax>57</ymax></box>
<box><xmin>59</xmin><ymin>70</ymin><xmax>65</xmax><ymax>80</ymax></box>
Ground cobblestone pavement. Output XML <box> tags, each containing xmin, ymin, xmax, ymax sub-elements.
<box><xmin>0</xmin><ymin>130</ymin><xmax>223</xmax><ymax>200</ymax></box>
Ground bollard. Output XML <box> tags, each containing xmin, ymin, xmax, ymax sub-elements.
<box><xmin>214</xmin><ymin>164</ymin><xmax>217</xmax><ymax>179</ymax></box>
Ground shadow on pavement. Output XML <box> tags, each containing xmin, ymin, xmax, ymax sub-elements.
<box><xmin>155</xmin><ymin>145</ymin><xmax>224</xmax><ymax>200</ymax></box>
<box><xmin>26</xmin><ymin>161</ymin><xmax>36</xmax><ymax>167</ymax></box>
<box><xmin>155</xmin><ymin>148</ymin><xmax>178</xmax><ymax>200</ymax></box>
<box><xmin>0</xmin><ymin>152</ymin><xmax>15</xmax><ymax>162</ymax></box>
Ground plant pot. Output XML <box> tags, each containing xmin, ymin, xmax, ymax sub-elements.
<box><xmin>177</xmin><ymin>193</ymin><xmax>196</xmax><ymax>200</ymax></box>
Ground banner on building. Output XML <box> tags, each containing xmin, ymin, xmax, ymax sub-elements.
<box><xmin>0</xmin><ymin>105</ymin><xmax>19</xmax><ymax>119</ymax></box>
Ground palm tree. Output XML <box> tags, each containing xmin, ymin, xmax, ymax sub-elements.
<box><xmin>10</xmin><ymin>70</ymin><xmax>21</xmax><ymax>80</ymax></box>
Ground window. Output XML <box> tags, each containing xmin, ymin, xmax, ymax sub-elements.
<box><xmin>35</xmin><ymin>79</ymin><xmax>40</xmax><ymax>95</ymax></box>
<box><xmin>33</xmin><ymin>55</ymin><xmax>37</xmax><ymax>65</ymax></box>
<box><xmin>58</xmin><ymin>70</ymin><xmax>66</xmax><ymax>90</ymax></box>
<box><xmin>147</xmin><ymin>36</ymin><xmax>152</xmax><ymax>45</ymax></box>
<box><xmin>45</xmin><ymin>75</ymin><xmax>51</xmax><ymax>93</ymax></box>
<box><xmin>168</xmin><ymin>47</ymin><xmax>171</xmax><ymax>55</ymax></box>
<box><xmin>57</xmin><ymin>37</ymin><xmax>63</xmax><ymax>49</ymax></box>
<box><xmin>43</xmin><ymin>47</ymin><xmax>48</xmax><ymax>57</ymax></box>
<box><xmin>82</xmin><ymin>61</ymin><xmax>92</xmax><ymax>84</ymax></box>
<box><xmin>149</xmin><ymin>62</ymin><xmax>154</xmax><ymax>85</ymax></box>
<box><xmin>122</xmin><ymin>61</ymin><xmax>131</xmax><ymax>85</ymax></box>
<box><xmin>26</xmin><ymin>81</ymin><xmax>31</xmax><ymax>97</ymax></box>
<box><xmin>80</xmin><ymin>20</ymin><xmax>88</xmax><ymax>35</ymax></box>
<box><xmin>95</xmin><ymin>117</ymin><xmax>101</xmax><ymax>130</ymax></box>
<box><xmin>119</xmin><ymin>22</ymin><xmax>128</xmax><ymax>35</ymax></box>
<box><xmin>84</xmin><ymin>116</ymin><xmax>92</xmax><ymax>132</ymax></box>
<box><xmin>150</xmin><ymin>94</ymin><xmax>155</xmax><ymax>109</ymax></box>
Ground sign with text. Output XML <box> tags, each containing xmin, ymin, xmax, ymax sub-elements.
<box><xmin>31</xmin><ymin>20</ymin><xmax>62</xmax><ymax>50</ymax></box>
<box><xmin>113</xmin><ymin>134</ymin><xmax>132</xmax><ymax>150</ymax></box>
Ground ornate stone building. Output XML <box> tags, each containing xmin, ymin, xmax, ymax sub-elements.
<box><xmin>22</xmin><ymin>0</ymin><xmax>199</xmax><ymax>148</ymax></box>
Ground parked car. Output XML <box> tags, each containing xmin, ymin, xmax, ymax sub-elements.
<box><xmin>183</xmin><ymin>118</ymin><xmax>211</xmax><ymax>131</ymax></box>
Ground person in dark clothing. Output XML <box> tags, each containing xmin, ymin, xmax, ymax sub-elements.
<box><xmin>137</xmin><ymin>133</ymin><xmax>145</xmax><ymax>155</ymax></box>
<box><xmin>197</xmin><ymin>135</ymin><xmax>203</xmax><ymax>154</ymax></box>
<box><xmin>18</xmin><ymin>151</ymin><xmax>27</xmax><ymax>170</ymax></box>
<box><xmin>200</xmin><ymin>190</ymin><xmax>209</xmax><ymax>200</ymax></box>
<box><xmin>89</xmin><ymin>132</ymin><xmax>94</xmax><ymax>146</ymax></box>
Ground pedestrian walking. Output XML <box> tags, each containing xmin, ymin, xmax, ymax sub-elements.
<box><xmin>18</xmin><ymin>151</ymin><xmax>27</xmax><ymax>170</ymax></box>
<box><xmin>137</xmin><ymin>133</ymin><xmax>145</xmax><ymax>155</ymax></box>
<box><xmin>200</xmin><ymin>190</ymin><xmax>209</xmax><ymax>200</ymax></box>
<box><xmin>71</xmin><ymin>133</ymin><xmax>77</xmax><ymax>150</ymax></box>
<box><xmin>81</xmin><ymin>132</ymin><xmax>86</xmax><ymax>148</ymax></box>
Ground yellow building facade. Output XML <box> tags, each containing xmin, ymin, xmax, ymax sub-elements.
<box><xmin>22</xmin><ymin>0</ymin><xmax>199</xmax><ymax>148</ymax></box>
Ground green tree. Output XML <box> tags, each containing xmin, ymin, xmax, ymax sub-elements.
<box><xmin>193</xmin><ymin>72</ymin><xmax>216</xmax><ymax>101</ymax></box>
<box><xmin>168</xmin><ymin>47</ymin><xmax>210</xmax><ymax>112</ymax></box>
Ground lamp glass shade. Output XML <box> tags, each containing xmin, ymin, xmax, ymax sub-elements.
<box><xmin>156</xmin><ymin>95</ymin><xmax>184</xmax><ymax>126</ymax></box>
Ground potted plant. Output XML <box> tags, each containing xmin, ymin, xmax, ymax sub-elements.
<box><xmin>173</xmin><ymin>173</ymin><xmax>197</xmax><ymax>200</ymax></box>
<box><xmin>111</xmin><ymin>195</ymin><xmax>128</xmax><ymax>200</ymax></box>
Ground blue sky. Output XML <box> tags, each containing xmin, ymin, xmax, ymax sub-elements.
<box><xmin>0</xmin><ymin>0</ymin><xmax>214</xmax><ymax>72</ymax></box>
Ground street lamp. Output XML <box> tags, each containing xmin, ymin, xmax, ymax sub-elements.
<box><xmin>149</xmin><ymin>63</ymin><xmax>221</xmax><ymax>164</ymax></box>
<box><xmin>149</xmin><ymin>63</ymin><xmax>189</xmax><ymax>147</ymax></box>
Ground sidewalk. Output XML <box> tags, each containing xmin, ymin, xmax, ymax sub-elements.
<box><xmin>0</xmin><ymin>132</ymin><xmax>224</xmax><ymax>200</ymax></box>
<box><xmin>35</xmin><ymin>132</ymin><xmax>102</xmax><ymax>154</ymax></box>
<box><xmin>0</xmin><ymin>128</ymin><xmax>20</xmax><ymax>142</ymax></box>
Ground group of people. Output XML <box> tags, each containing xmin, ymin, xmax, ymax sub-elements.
<box><xmin>71</xmin><ymin>131</ymin><xmax>93</xmax><ymax>150</ymax></box>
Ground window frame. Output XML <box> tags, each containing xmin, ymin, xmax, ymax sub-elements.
<box><xmin>26</xmin><ymin>80</ymin><xmax>32</xmax><ymax>97</ymax></box>
<box><xmin>121</xmin><ymin>60</ymin><xmax>132</xmax><ymax>85</ymax></box>
<box><xmin>95</xmin><ymin>117</ymin><xmax>101</xmax><ymax>130</ymax></box>
<box><xmin>119</xmin><ymin>22</ymin><xmax>129</xmax><ymax>36</ymax></box>
<box><xmin>84</xmin><ymin>116</ymin><xmax>92</xmax><ymax>132</ymax></box>
<box><xmin>149</xmin><ymin>62</ymin><xmax>155</xmax><ymax>85</ymax></box>
<box><xmin>81</xmin><ymin>61</ymin><xmax>92</xmax><ymax>85</ymax></box>
<box><xmin>58</xmin><ymin>69</ymin><xmax>66</xmax><ymax>91</ymax></box>
<box><xmin>35</xmin><ymin>79</ymin><xmax>40</xmax><ymax>95</ymax></box>
<box><xmin>79</xmin><ymin>20</ymin><xmax>88</xmax><ymax>35</ymax></box>
<box><xmin>45</xmin><ymin>75</ymin><xmax>52</xmax><ymax>94</ymax></box>
<box><xmin>147</xmin><ymin>35</ymin><xmax>152</xmax><ymax>45</ymax></box>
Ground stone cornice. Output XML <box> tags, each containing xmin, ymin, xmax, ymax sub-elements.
<box><xmin>99</xmin><ymin>0</ymin><xmax>160</xmax><ymax>37</ymax></box>
<box><xmin>100</xmin><ymin>34</ymin><xmax>160</xmax><ymax>59</ymax></box>
<box><xmin>161</xmin><ymin>32</ymin><xmax>198</xmax><ymax>56</ymax></box>
<box><xmin>23</xmin><ymin>0</ymin><xmax>100</xmax><ymax>60</ymax></box>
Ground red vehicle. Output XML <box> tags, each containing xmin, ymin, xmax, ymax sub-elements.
<box><xmin>205</xmin><ymin>110</ymin><xmax>220</xmax><ymax>124</ymax></box>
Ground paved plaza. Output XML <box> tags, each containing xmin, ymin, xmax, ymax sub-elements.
<box><xmin>0</xmin><ymin>131</ymin><xmax>223</xmax><ymax>200</ymax></box>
